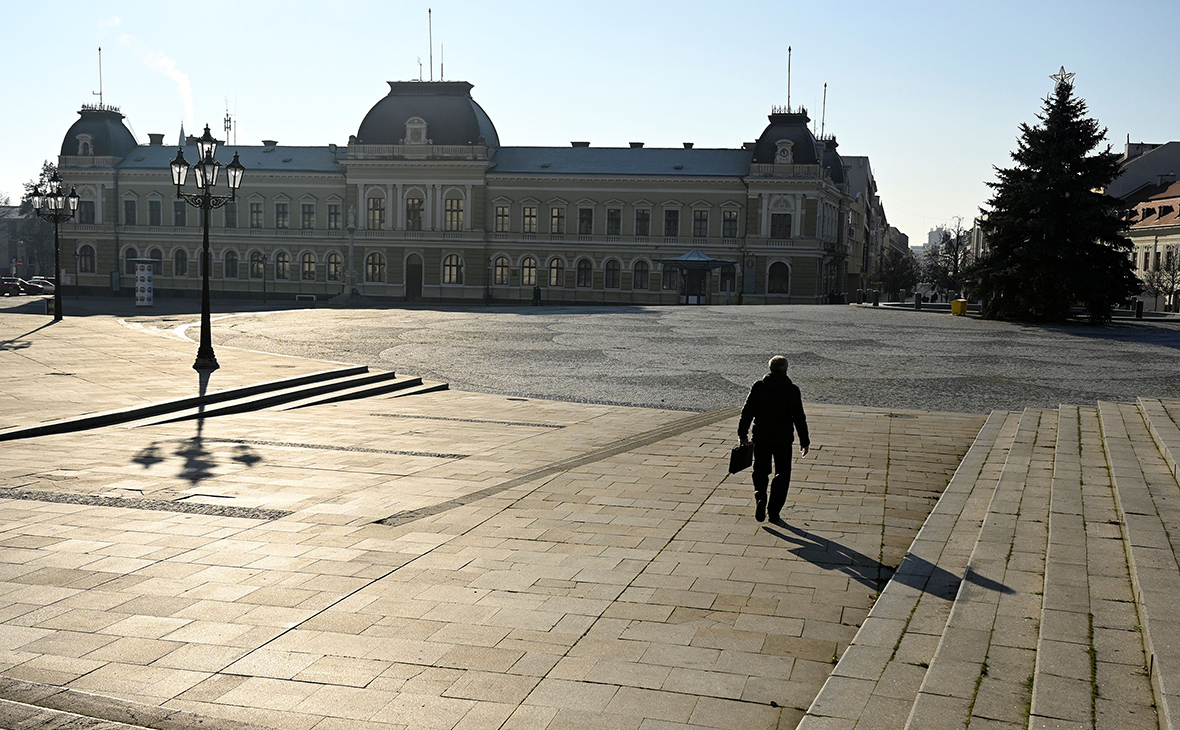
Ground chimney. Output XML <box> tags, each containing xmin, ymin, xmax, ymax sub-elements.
<box><xmin>683</xmin><ymin>142</ymin><xmax>694</xmax><ymax>149</ymax></box>
<box><xmin>148</xmin><ymin>133</ymin><xmax>165</xmax><ymax>146</ymax></box>
<box><xmin>262</xmin><ymin>140</ymin><xmax>278</xmax><ymax>150</ymax></box>
<box><xmin>629</xmin><ymin>142</ymin><xmax>644</xmax><ymax>148</ymax></box>
<box><xmin>571</xmin><ymin>141</ymin><xmax>590</xmax><ymax>147</ymax></box>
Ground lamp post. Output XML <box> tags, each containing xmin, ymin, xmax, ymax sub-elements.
<box><xmin>30</xmin><ymin>173</ymin><xmax>79</xmax><ymax>322</ymax></box>
<box><xmin>171</xmin><ymin>124</ymin><xmax>245</xmax><ymax>372</ymax></box>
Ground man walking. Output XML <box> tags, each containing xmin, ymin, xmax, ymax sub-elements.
<box><xmin>738</xmin><ymin>355</ymin><xmax>810</xmax><ymax>523</ymax></box>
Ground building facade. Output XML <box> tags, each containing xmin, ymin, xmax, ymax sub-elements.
<box><xmin>57</xmin><ymin>81</ymin><xmax>889</xmax><ymax>305</ymax></box>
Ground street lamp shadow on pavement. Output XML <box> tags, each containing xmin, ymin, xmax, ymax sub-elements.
<box><xmin>175</xmin><ymin>370</ymin><xmax>216</xmax><ymax>485</ymax></box>
<box><xmin>762</xmin><ymin>522</ymin><xmax>1012</xmax><ymax>599</ymax></box>
<box><xmin>0</xmin><ymin>322</ymin><xmax>56</xmax><ymax>351</ymax></box>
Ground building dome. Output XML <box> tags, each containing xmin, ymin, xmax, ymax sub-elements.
<box><xmin>822</xmin><ymin>138</ymin><xmax>847</xmax><ymax>185</ymax></box>
<box><xmin>355</xmin><ymin>81</ymin><xmax>499</xmax><ymax>148</ymax></box>
<box><xmin>751</xmin><ymin>109</ymin><xmax>821</xmax><ymax>165</ymax></box>
<box><xmin>60</xmin><ymin>105</ymin><xmax>138</xmax><ymax>158</ymax></box>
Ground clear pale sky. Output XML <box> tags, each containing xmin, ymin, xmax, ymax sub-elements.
<box><xmin>4</xmin><ymin>0</ymin><xmax>1178</xmax><ymax>243</ymax></box>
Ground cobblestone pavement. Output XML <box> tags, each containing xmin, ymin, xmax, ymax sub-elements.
<box><xmin>114</xmin><ymin>301</ymin><xmax>1180</xmax><ymax>414</ymax></box>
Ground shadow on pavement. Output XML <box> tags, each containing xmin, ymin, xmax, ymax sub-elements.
<box><xmin>0</xmin><ymin>321</ymin><xmax>57</xmax><ymax>350</ymax></box>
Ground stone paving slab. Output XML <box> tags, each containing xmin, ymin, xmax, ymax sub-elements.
<box><xmin>0</xmin><ymin>309</ymin><xmax>985</xmax><ymax>730</ymax></box>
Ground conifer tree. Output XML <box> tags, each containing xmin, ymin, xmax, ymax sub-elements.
<box><xmin>974</xmin><ymin>68</ymin><xmax>1137</xmax><ymax>323</ymax></box>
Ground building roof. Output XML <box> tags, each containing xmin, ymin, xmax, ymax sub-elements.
<box><xmin>1108</xmin><ymin>141</ymin><xmax>1180</xmax><ymax>199</ymax></box>
<box><xmin>114</xmin><ymin>143</ymin><xmax>344</xmax><ymax>174</ymax></box>
<box><xmin>492</xmin><ymin>147</ymin><xmax>750</xmax><ymax>177</ymax></box>
<box><xmin>1124</xmin><ymin>179</ymin><xmax>1180</xmax><ymax>230</ymax></box>
<box><xmin>356</xmin><ymin>81</ymin><xmax>499</xmax><ymax>148</ymax></box>
<box><xmin>751</xmin><ymin>109</ymin><xmax>822</xmax><ymax>165</ymax></box>
<box><xmin>60</xmin><ymin>105</ymin><xmax>138</xmax><ymax>158</ymax></box>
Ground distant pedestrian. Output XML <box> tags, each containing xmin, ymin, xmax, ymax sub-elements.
<box><xmin>532</xmin><ymin>285</ymin><xmax>542</xmax><ymax>306</ymax></box>
<box><xmin>738</xmin><ymin>355</ymin><xmax>810</xmax><ymax>523</ymax></box>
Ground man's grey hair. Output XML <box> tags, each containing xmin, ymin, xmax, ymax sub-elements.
<box><xmin>768</xmin><ymin>355</ymin><xmax>788</xmax><ymax>373</ymax></box>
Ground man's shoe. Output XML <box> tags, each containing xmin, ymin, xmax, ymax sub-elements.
<box><xmin>755</xmin><ymin>497</ymin><xmax>766</xmax><ymax>522</ymax></box>
<box><xmin>768</xmin><ymin>513</ymin><xmax>783</xmax><ymax>524</ymax></box>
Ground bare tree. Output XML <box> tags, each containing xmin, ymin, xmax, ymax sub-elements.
<box><xmin>1141</xmin><ymin>244</ymin><xmax>1180</xmax><ymax>311</ymax></box>
<box><xmin>923</xmin><ymin>217</ymin><xmax>973</xmax><ymax>296</ymax></box>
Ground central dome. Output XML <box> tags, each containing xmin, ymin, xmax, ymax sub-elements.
<box><xmin>356</xmin><ymin>81</ymin><xmax>499</xmax><ymax>148</ymax></box>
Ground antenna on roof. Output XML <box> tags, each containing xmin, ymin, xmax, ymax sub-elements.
<box><xmin>787</xmin><ymin>46</ymin><xmax>792</xmax><ymax>111</ymax></box>
<box><xmin>224</xmin><ymin>99</ymin><xmax>233</xmax><ymax>146</ymax></box>
<box><xmin>820</xmin><ymin>82</ymin><xmax>827</xmax><ymax>138</ymax></box>
<box><xmin>93</xmin><ymin>47</ymin><xmax>103</xmax><ymax>106</ymax></box>
<box><xmin>441</xmin><ymin>45</ymin><xmax>444</xmax><ymax>81</ymax></box>
<box><xmin>417</xmin><ymin>57</ymin><xmax>423</xmax><ymax>81</ymax></box>
<box><xmin>428</xmin><ymin>9</ymin><xmax>434</xmax><ymax>81</ymax></box>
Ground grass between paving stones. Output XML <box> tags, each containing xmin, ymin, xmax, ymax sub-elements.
<box><xmin>1089</xmin><ymin>612</ymin><xmax>1098</xmax><ymax>726</ymax></box>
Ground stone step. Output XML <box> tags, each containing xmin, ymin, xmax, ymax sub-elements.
<box><xmin>798</xmin><ymin>409</ymin><xmax>1021</xmax><ymax>729</ymax></box>
<box><xmin>1100</xmin><ymin>400</ymin><xmax>1180</xmax><ymax>730</ymax></box>
<box><xmin>903</xmin><ymin>407</ymin><xmax>1057</xmax><ymax>729</ymax></box>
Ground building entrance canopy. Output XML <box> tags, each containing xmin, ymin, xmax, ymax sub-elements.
<box><xmin>655</xmin><ymin>249</ymin><xmax>737</xmax><ymax>304</ymax></box>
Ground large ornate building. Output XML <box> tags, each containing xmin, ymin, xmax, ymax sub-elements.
<box><xmin>57</xmin><ymin>80</ymin><xmax>891</xmax><ymax>305</ymax></box>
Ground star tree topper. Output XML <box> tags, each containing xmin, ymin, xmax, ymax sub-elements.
<box><xmin>1050</xmin><ymin>66</ymin><xmax>1075</xmax><ymax>88</ymax></box>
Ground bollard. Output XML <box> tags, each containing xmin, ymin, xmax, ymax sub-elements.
<box><xmin>914</xmin><ymin>295</ymin><xmax>922</xmax><ymax>311</ymax></box>
<box><xmin>857</xmin><ymin>289</ymin><xmax>864</xmax><ymax>304</ymax></box>
<box><xmin>1135</xmin><ymin>300</ymin><xmax>1144</xmax><ymax>320</ymax></box>
<box><xmin>871</xmin><ymin>289</ymin><xmax>880</xmax><ymax>307</ymax></box>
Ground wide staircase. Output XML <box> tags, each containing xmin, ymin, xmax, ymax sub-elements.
<box><xmin>799</xmin><ymin>399</ymin><xmax>1180</xmax><ymax>730</ymax></box>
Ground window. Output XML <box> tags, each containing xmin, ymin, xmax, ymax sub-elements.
<box><xmin>493</xmin><ymin>256</ymin><xmax>509</xmax><ymax>285</ymax></box>
<box><xmin>1144</xmin><ymin>251</ymin><xmax>1151</xmax><ymax>270</ymax></box>
<box><xmin>635</xmin><ymin>209</ymin><xmax>651</xmax><ymax>236</ymax></box>
<box><xmin>633</xmin><ymin>261</ymin><xmax>650</xmax><ymax>290</ymax></box>
<box><xmin>1154</xmin><ymin>251</ymin><xmax>1161</xmax><ymax>270</ymax></box>
<box><xmin>607</xmin><ymin>208</ymin><xmax>621</xmax><ymax>236</ymax></box>
<box><xmin>367</xmin><ymin>197</ymin><xmax>385</xmax><ymax>230</ymax></box>
<box><xmin>442</xmin><ymin>254</ymin><xmax>464</xmax><ymax>284</ymax></box>
<box><xmin>720</xmin><ymin>264</ymin><xmax>735</xmax><ymax>292</ymax></box>
<box><xmin>664</xmin><ymin>209</ymin><xmax>680</xmax><ymax>237</ymax></box>
<box><xmin>550</xmin><ymin>206</ymin><xmax>565</xmax><ymax>234</ymax></box>
<box><xmin>275</xmin><ymin>202</ymin><xmax>289</xmax><ymax>229</ymax></box>
<box><xmin>522</xmin><ymin>206</ymin><xmax>538</xmax><ymax>233</ymax></box>
<box><xmin>578</xmin><ymin>208</ymin><xmax>593</xmax><ymax>235</ymax></box>
<box><xmin>495</xmin><ymin>205</ymin><xmax>510</xmax><ymax>233</ymax></box>
<box><xmin>768</xmin><ymin>262</ymin><xmax>790</xmax><ymax>293</ymax></box>
<box><xmin>444</xmin><ymin>198</ymin><xmax>464</xmax><ymax>231</ymax></box>
<box><xmin>327</xmin><ymin>252</ymin><xmax>342</xmax><ymax>281</ymax></box>
<box><xmin>576</xmin><ymin>259</ymin><xmax>593</xmax><ymax>287</ymax></box>
<box><xmin>224</xmin><ymin>250</ymin><xmax>239</xmax><ymax>278</ymax></box>
<box><xmin>275</xmin><ymin>251</ymin><xmax>290</xmax><ymax>280</ymax></box>
<box><xmin>78</xmin><ymin>200</ymin><xmax>96</xmax><ymax>224</ymax></box>
<box><xmin>301</xmin><ymin>203</ymin><xmax>315</xmax><ymax>230</ymax></box>
<box><xmin>224</xmin><ymin>202</ymin><xmax>237</xmax><ymax>228</ymax></box>
<box><xmin>406</xmin><ymin>198</ymin><xmax>424</xmax><ymax>230</ymax></box>
<box><xmin>723</xmin><ymin>210</ymin><xmax>739</xmax><ymax>238</ymax></box>
<box><xmin>549</xmin><ymin>258</ymin><xmax>564</xmax><ymax>287</ymax></box>
<box><xmin>692</xmin><ymin>210</ymin><xmax>708</xmax><ymax>238</ymax></box>
<box><xmin>301</xmin><ymin>252</ymin><xmax>316</xmax><ymax>280</ymax></box>
<box><xmin>605</xmin><ymin>260</ymin><xmax>620</xmax><ymax>289</ymax></box>
<box><xmin>521</xmin><ymin>257</ymin><xmax>537</xmax><ymax>286</ymax></box>
<box><xmin>78</xmin><ymin>245</ymin><xmax>95</xmax><ymax>273</ymax></box>
<box><xmin>248</xmin><ymin>202</ymin><xmax>262</xmax><ymax>228</ymax></box>
<box><xmin>770</xmin><ymin>213</ymin><xmax>792</xmax><ymax>239</ymax></box>
<box><xmin>173</xmin><ymin>249</ymin><xmax>188</xmax><ymax>276</ymax></box>
<box><xmin>148</xmin><ymin>248</ymin><xmax>163</xmax><ymax>275</ymax></box>
<box><xmin>149</xmin><ymin>200</ymin><xmax>162</xmax><ymax>226</ymax></box>
<box><xmin>250</xmin><ymin>251</ymin><xmax>265</xmax><ymax>279</ymax></box>
<box><xmin>328</xmin><ymin>204</ymin><xmax>341</xmax><ymax>230</ymax></box>
<box><xmin>366</xmin><ymin>253</ymin><xmax>386</xmax><ymax>282</ymax></box>
<box><xmin>662</xmin><ymin>266</ymin><xmax>678</xmax><ymax>290</ymax></box>
<box><xmin>173</xmin><ymin>201</ymin><xmax>187</xmax><ymax>227</ymax></box>
<box><xmin>123</xmin><ymin>199</ymin><xmax>137</xmax><ymax>226</ymax></box>
<box><xmin>124</xmin><ymin>247</ymin><xmax>139</xmax><ymax>275</ymax></box>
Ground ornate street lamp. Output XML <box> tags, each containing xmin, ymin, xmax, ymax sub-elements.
<box><xmin>30</xmin><ymin>172</ymin><xmax>80</xmax><ymax>322</ymax></box>
<box><xmin>171</xmin><ymin>124</ymin><xmax>245</xmax><ymax>372</ymax></box>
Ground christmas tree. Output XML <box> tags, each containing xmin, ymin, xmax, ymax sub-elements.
<box><xmin>974</xmin><ymin>68</ymin><xmax>1137</xmax><ymax>323</ymax></box>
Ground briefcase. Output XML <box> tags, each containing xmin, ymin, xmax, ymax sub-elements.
<box><xmin>728</xmin><ymin>442</ymin><xmax>754</xmax><ymax>474</ymax></box>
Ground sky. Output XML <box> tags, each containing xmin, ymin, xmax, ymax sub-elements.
<box><xmin>3</xmin><ymin>0</ymin><xmax>1179</xmax><ymax>244</ymax></box>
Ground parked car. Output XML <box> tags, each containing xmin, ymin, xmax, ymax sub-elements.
<box><xmin>29</xmin><ymin>277</ymin><xmax>55</xmax><ymax>294</ymax></box>
<box><xmin>17</xmin><ymin>279</ymin><xmax>43</xmax><ymax>294</ymax></box>
<box><xmin>1</xmin><ymin>277</ymin><xmax>26</xmax><ymax>295</ymax></box>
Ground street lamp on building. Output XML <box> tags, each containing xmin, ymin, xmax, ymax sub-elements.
<box><xmin>170</xmin><ymin>125</ymin><xmax>245</xmax><ymax>372</ymax></box>
<box><xmin>30</xmin><ymin>173</ymin><xmax>79</xmax><ymax>322</ymax></box>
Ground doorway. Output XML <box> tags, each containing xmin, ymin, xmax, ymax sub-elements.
<box><xmin>406</xmin><ymin>254</ymin><xmax>422</xmax><ymax>301</ymax></box>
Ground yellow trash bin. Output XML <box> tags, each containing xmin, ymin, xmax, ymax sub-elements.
<box><xmin>951</xmin><ymin>299</ymin><xmax>968</xmax><ymax>316</ymax></box>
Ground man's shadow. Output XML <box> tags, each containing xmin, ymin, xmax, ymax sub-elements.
<box><xmin>764</xmin><ymin>522</ymin><xmax>1012</xmax><ymax>599</ymax></box>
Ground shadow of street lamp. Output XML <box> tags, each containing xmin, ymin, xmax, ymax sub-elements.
<box><xmin>170</xmin><ymin>125</ymin><xmax>245</xmax><ymax>372</ymax></box>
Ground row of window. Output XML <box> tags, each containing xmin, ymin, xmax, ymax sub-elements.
<box><xmin>115</xmin><ymin>199</ymin><xmax>346</xmax><ymax>231</ymax></box>
<box><xmin>491</xmin><ymin>205</ymin><xmax>741</xmax><ymax>238</ymax></box>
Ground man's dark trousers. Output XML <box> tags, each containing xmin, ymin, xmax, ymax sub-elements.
<box><xmin>753</xmin><ymin>438</ymin><xmax>793</xmax><ymax>518</ymax></box>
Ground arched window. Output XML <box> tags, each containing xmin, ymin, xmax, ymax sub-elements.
<box><xmin>365</xmin><ymin>253</ymin><xmax>386</xmax><ymax>282</ymax></box>
<box><xmin>148</xmin><ymin>248</ymin><xmax>163</xmax><ymax>275</ymax></box>
<box><xmin>224</xmin><ymin>250</ymin><xmax>239</xmax><ymax>279</ymax></box>
<box><xmin>250</xmin><ymin>251</ymin><xmax>265</xmax><ymax>279</ymax></box>
<box><xmin>301</xmin><ymin>252</ymin><xmax>316</xmax><ymax>281</ymax></box>
<box><xmin>173</xmin><ymin>249</ymin><xmax>188</xmax><ymax>276</ymax></box>
<box><xmin>366</xmin><ymin>195</ymin><xmax>385</xmax><ymax>230</ymax></box>
<box><xmin>124</xmin><ymin>247</ymin><xmax>139</xmax><ymax>275</ymax></box>
<box><xmin>493</xmin><ymin>256</ymin><xmax>509</xmax><ymax>285</ymax></box>
<box><xmin>78</xmin><ymin>245</ymin><xmax>96</xmax><ymax>274</ymax></box>
<box><xmin>275</xmin><ymin>251</ymin><xmax>291</xmax><ymax>280</ymax></box>
<box><xmin>521</xmin><ymin>257</ymin><xmax>537</xmax><ymax>287</ymax></box>
<box><xmin>80</xmin><ymin>141</ymin><xmax>92</xmax><ymax>156</ymax></box>
<box><xmin>327</xmin><ymin>252</ymin><xmax>342</xmax><ymax>281</ymax></box>
<box><xmin>549</xmin><ymin>258</ymin><xmax>564</xmax><ymax>287</ymax></box>
<box><xmin>604</xmin><ymin>260</ymin><xmax>621</xmax><ymax>289</ymax></box>
<box><xmin>633</xmin><ymin>261</ymin><xmax>650</xmax><ymax>290</ymax></box>
<box><xmin>443</xmin><ymin>254</ymin><xmax>464</xmax><ymax>284</ymax></box>
<box><xmin>576</xmin><ymin>259</ymin><xmax>593</xmax><ymax>287</ymax></box>
<box><xmin>768</xmin><ymin>262</ymin><xmax>790</xmax><ymax>293</ymax></box>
